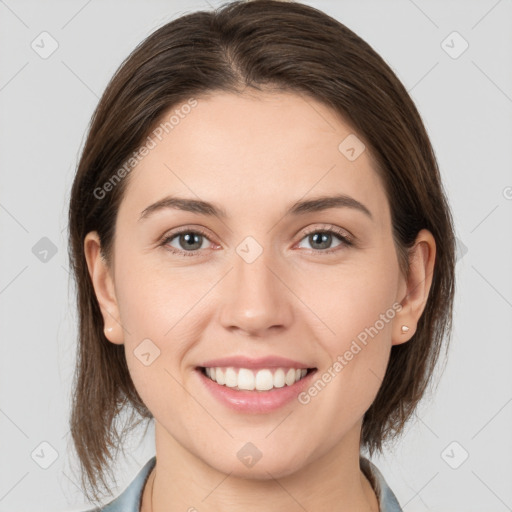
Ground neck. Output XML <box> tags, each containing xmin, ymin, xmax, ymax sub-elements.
<box><xmin>141</xmin><ymin>421</ymin><xmax>379</xmax><ymax>512</ymax></box>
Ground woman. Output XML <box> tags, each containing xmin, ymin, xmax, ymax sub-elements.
<box><xmin>68</xmin><ymin>1</ymin><xmax>455</xmax><ymax>511</ymax></box>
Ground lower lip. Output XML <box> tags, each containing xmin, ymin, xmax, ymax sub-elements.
<box><xmin>196</xmin><ymin>368</ymin><xmax>316</xmax><ymax>413</ymax></box>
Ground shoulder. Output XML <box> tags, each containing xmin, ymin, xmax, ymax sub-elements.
<box><xmin>82</xmin><ymin>456</ymin><xmax>156</xmax><ymax>512</ymax></box>
<box><xmin>360</xmin><ymin>456</ymin><xmax>403</xmax><ymax>512</ymax></box>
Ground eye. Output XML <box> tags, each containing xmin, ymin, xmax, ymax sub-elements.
<box><xmin>160</xmin><ymin>227</ymin><xmax>214</xmax><ymax>257</ymax></box>
<box><xmin>296</xmin><ymin>225</ymin><xmax>353</xmax><ymax>254</ymax></box>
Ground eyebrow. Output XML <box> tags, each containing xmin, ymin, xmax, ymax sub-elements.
<box><xmin>138</xmin><ymin>193</ymin><xmax>372</xmax><ymax>221</ymax></box>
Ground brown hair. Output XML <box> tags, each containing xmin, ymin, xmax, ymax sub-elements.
<box><xmin>68</xmin><ymin>0</ymin><xmax>455</xmax><ymax>504</ymax></box>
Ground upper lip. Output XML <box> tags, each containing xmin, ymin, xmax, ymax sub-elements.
<box><xmin>199</xmin><ymin>355</ymin><xmax>315</xmax><ymax>370</ymax></box>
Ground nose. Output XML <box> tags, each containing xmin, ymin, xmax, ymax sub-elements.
<box><xmin>218</xmin><ymin>243</ymin><xmax>294</xmax><ymax>337</ymax></box>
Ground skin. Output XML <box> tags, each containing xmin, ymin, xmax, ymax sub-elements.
<box><xmin>85</xmin><ymin>90</ymin><xmax>435</xmax><ymax>512</ymax></box>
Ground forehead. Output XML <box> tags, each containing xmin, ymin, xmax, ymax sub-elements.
<box><xmin>118</xmin><ymin>90</ymin><xmax>389</xmax><ymax>226</ymax></box>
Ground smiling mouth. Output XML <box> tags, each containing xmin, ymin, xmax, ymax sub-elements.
<box><xmin>199</xmin><ymin>366</ymin><xmax>317</xmax><ymax>392</ymax></box>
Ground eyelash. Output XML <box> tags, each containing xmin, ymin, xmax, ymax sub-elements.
<box><xmin>159</xmin><ymin>224</ymin><xmax>354</xmax><ymax>258</ymax></box>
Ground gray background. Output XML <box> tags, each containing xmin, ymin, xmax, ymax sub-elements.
<box><xmin>1</xmin><ymin>0</ymin><xmax>511</xmax><ymax>511</ymax></box>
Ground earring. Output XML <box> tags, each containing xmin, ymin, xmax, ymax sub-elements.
<box><xmin>105</xmin><ymin>326</ymin><xmax>113</xmax><ymax>333</ymax></box>
<box><xmin>401</xmin><ymin>325</ymin><xmax>410</xmax><ymax>334</ymax></box>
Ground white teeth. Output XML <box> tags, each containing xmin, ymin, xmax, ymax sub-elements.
<box><xmin>225</xmin><ymin>367</ymin><xmax>237</xmax><ymax>388</ymax></box>
<box><xmin>238</xmin><ymin>368</ymin><xmax>255</xmax><ymax>390</ymax></box>
<box><xmin>285</xmin><ymin>368</ymin><xmax>296</xmax><ymax>386</ymax></box>
<box><xmin>216</xmin><ymin>368</ymin><xmax>225</xmax><ymax>385</ymax></box>
<box><xmin>273</xmin><ymin>368</ymin><xmax>285</xmax><ymax>388</ymax></box>
<box><xmin>255</xmin><ymin>369</ymin><xmax>273</xmax><ymax>391</ymax></box>
<box><xmin>203</xmin><ymin>366</ymin><xmax>309</xmax><ymax>391</ymax></box>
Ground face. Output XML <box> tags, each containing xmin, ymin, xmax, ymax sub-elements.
<box><xmin>87</xmin><ymin>90</ymin><xmax>425</xmax><ymax>479</ymax></box>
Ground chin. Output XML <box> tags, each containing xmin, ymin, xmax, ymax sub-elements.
<box><xmin>201</xmin><ymin>448</ymin><xmax>312</xmax><ymax>480</ymax></box>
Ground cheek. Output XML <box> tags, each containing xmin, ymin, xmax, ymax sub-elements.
<box><xmin>332</xmin><ymin>269</ymin><xmax>398</xmax><ymax>350</ymax></box>
<box><xmin>296</xmin><ymin>276</ymin><xmax>397</xmax><ymax>445</ymax></box>
<box><xmin>112</xmin><ymin>247</ymin><xmax>215</xmax><ymax>407</ymax></box>
<box><xmin>299</xmin><ymin>247</ymin><xmax>399</xmax><ymax>354</ymax></box>
<box><xmin>116</xmin><ymin>263</ymin><xmax>202</xmax><ymax>427</ymax></box>
<box><xmin>302</xmin><ymin>247</ymin><xmax>399</xmax><ymax>406</ymax></box>
<box><xmin>114</xmin><ymin>246</ymin><xmax>200</xmax><ymax>340</ymax></box>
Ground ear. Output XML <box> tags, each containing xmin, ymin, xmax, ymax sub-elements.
<box><xmin>392</xmin><ymin>229</ymin><xmax>436</xmax><ymax>346</ymax></box>
<box><xmin>83</xmin><ymin>231</ymin><xmax>124</xmax><ymax>345</ymax></box>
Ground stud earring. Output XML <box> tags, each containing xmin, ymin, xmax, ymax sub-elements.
<box><xmin>401</xmin><ymin>325</ymin><xmax>409</xmax><ymax>334</ymax></box>
<box><xmin>105</xmin><ymin>326</ymin><xmax>113</xmax><ymax>333</ymax></box>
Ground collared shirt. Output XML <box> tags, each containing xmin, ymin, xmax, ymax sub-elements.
<box><xmin>85</xmin><ymin>456</ymin><xmax>403</xmax><ymax>512</ymax></box>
